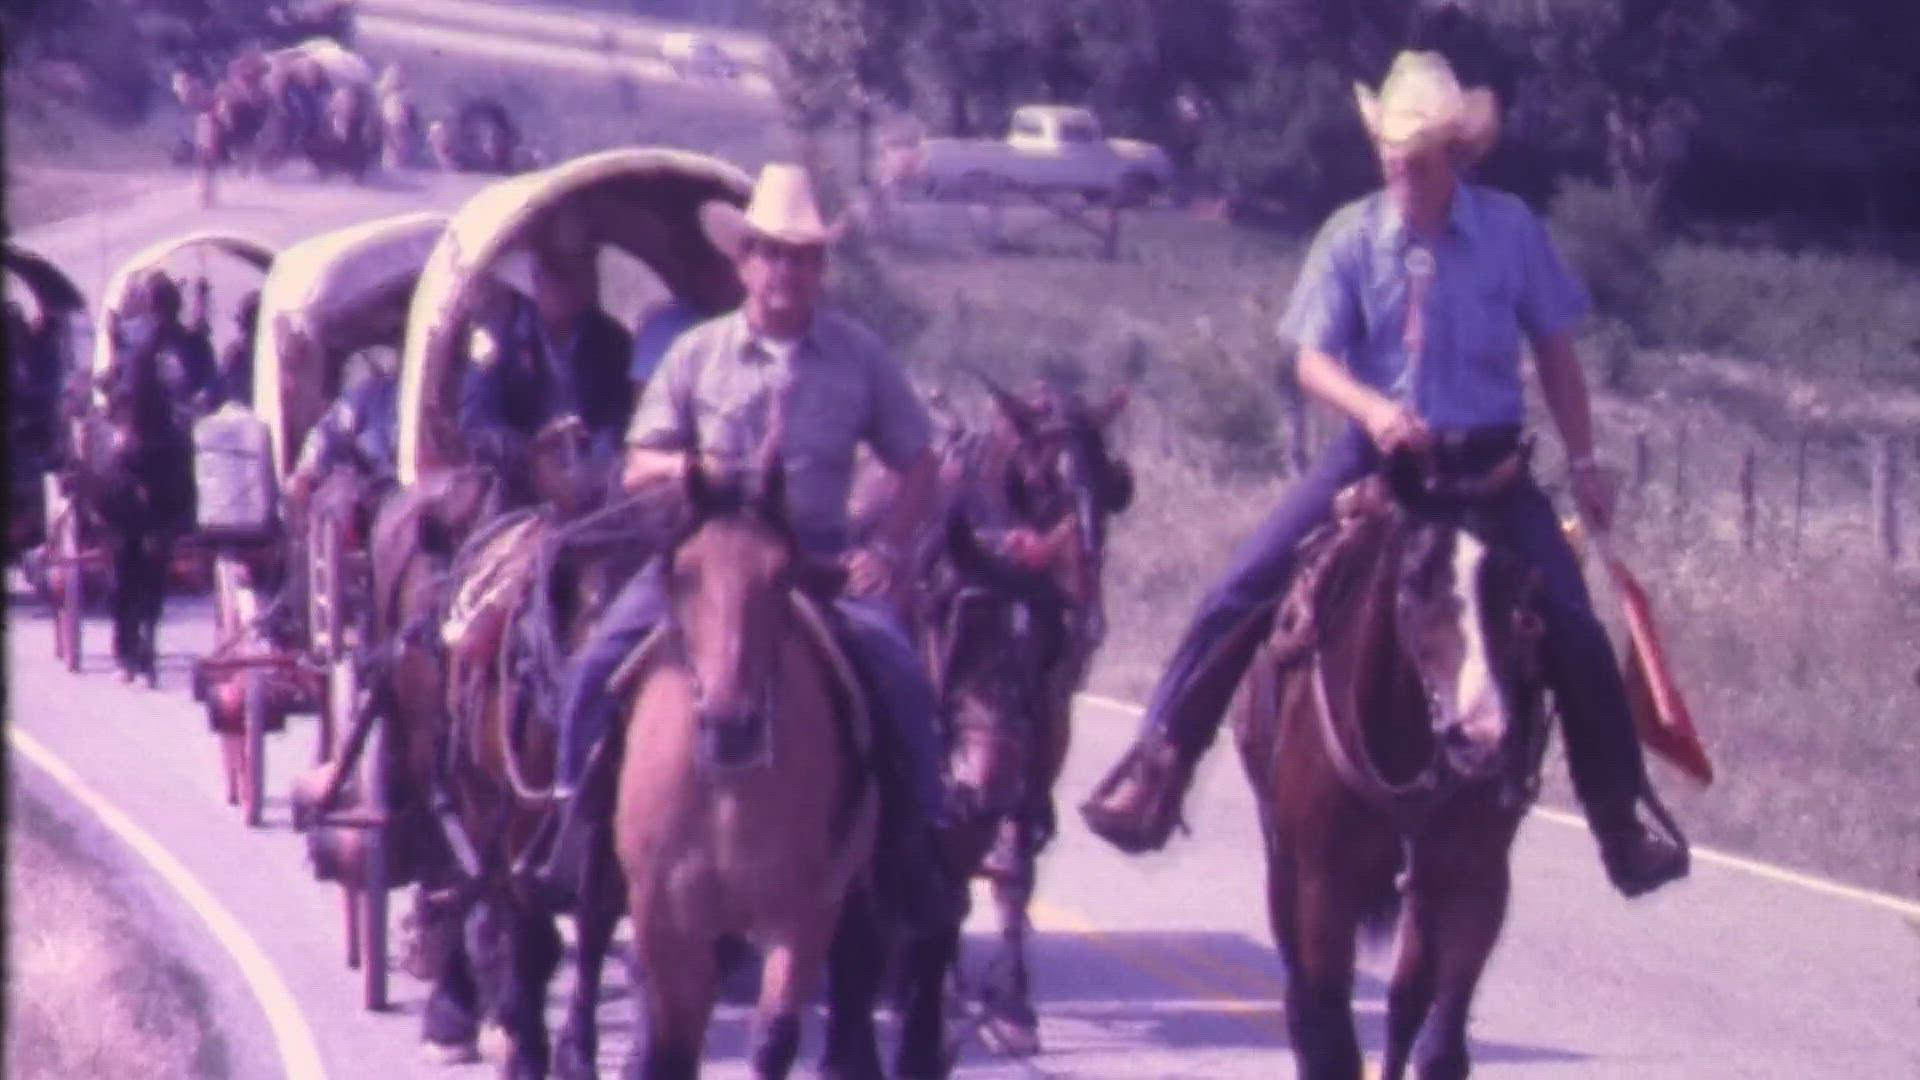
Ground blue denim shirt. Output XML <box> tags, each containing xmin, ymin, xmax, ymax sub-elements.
<box><xmin>1277</xmin><ymin>184</ymin><xmax>1588</xmax><ymax>431</ymax></box>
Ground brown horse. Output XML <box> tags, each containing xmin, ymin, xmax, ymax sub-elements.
<box><xmin>1232</xmin><ymin>457</ymin><xmax>1548</xmax><ymax>1080</ymax></box>
<box><xmin>609</xmin><ymin>458</ymin><xmax>903</xmax><ymax>1080</ymax></box>
<box><xmin>891</xmin><ymin>377</ymin><xmax>1132</xmax><ymax>1055</ymax></box>
<box><xmin>298</xmin><ymin>423</ymin><xmax>628</xmax><ymax>1079</ymax></box>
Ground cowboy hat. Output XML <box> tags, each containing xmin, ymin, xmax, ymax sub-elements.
<box><xmin>700</xmin><ymin>162</ymin><xmax>843</xmax><ymax>257</ymax></box>
<box><xmin>1354</xmin><ymin>51</ymin><xmax>1499</xmax><ymax>162</ymax></box>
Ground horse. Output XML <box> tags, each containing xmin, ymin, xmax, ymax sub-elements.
<box><xmin>295</xmin><ymin>419</ymin><xmax>630</xmax><ymax>1079</ymax></box>
<box><xmin>882</xmin><ymin>376</ymin><xmax>1131</xmax><ymax>1055</ymax></box>
<box><xmin>312</xmin><ymin>83</ymin><xmax>381</xmax><ymax>181</ymax></box>
<box><xmin>1230</xmin><ymin>449</ymin><xmax>1549</xmax><ymax>1080</ymax></box>
<box><xmin>608</xmin><ymin>454</ymin><xmax>938</xmax><ymax>1080</ymax></box>
<box><xmin>82</xmin><ymin>330</ymin><xmax>199</xmax><ymax>684</ymax></box>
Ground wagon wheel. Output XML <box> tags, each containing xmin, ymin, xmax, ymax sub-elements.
<box><xmin>359</xmin><ymin>712</ymin><xmax>390</xmax><ymax>1011</ymax></box>
<box><xmin>46</xmin><ymin>473</ymin><xmax>82</xmax><ymax>672</ymax></box>
<box><xmin>309</xmin><ymin>507</ymin><xmax>345</xmax><ymax>662</ymax></box>
<box><xmin>243</xmin><ymin>671</ymin><xmax>270</xmax><ymax>826</ymax></box>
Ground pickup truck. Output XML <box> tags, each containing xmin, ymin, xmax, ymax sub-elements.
<box><xmin>887</xmin><ymin>105</ymin><xmax>1175</xmax><ymax>206</ymax></box>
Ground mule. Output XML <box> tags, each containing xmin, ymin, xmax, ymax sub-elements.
<box><xmin>85</xmin><ymin>334</ymin><xmax>197</xmax><ymax>684</ymax></box>
<box><xmin>1232</xmin><ymin>453</ymin><xmax>1548</xmax><ymax>1080</ymax></box>
<box><xmin>892</xmin><ymin>377</ymin><xmax>1132</xmax><ymax>1055</ymax></box>
<box><xmin>609</xmin><ymin>456</ymin><xmax>913</xmax><ymax>1080</ymax></box>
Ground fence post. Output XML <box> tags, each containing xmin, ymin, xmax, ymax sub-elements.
<box><xmin>1792</xmin><ymin>433</ymin><xmax>1809</xmax><ymax>557</ymax></box>
<box><xmin>1739</xmin><ymin>448</ymin><xmax>1757</xmax><ymax>552</ymax></box>
<box><xmin>1871</xmin><ymin>435</ymin><xmax>1901</xmax><ymax>561</ymax></box>
<box><xmin>1670</xmin><ymin>422</ymin><xmax>1690</xmax><ymax>532</ymax></box>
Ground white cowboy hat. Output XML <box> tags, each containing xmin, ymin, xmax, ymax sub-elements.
<box><xmin>1354</xmin><ymin>51</ymin><xmax>1500</xmax><ymax>162</ymax></box>
<box><xmin>700</xmin><ymin>162</ymin><xmax>843</xmax><ymax>257</ymax></box>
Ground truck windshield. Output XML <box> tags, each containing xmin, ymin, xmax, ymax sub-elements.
<box><xmin>1011</xmin><ymin>117</ymin><xmax>1045</xmax><ymax>140</ymax></box>
<box><xmin>1057</xmin><ymin>118</ymin><xmax>1099</xmax><ymax>143</ymax></box>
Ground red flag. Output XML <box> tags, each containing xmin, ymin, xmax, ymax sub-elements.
<box><xmin>1605</xmin><ymin>551</ymin><xmax>1714</xmax><ymax>785</ymax></box>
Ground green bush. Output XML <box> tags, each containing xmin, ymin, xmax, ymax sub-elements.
<box><xmin>1651</xmin><ymin>244</ymin><xmax>1920</xmax><ymax>385</ymax></box>
<box><xmin>1548</xmin><ymin>181</ymin><xmax>1662</xmax><ymax>343</ymax></box>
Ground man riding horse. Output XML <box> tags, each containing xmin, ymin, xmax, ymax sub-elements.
<box><xmin>526</xmin><ymin>163</ymin><xmax>957</xmax><ymax>932</ymax></box>
<box><xmin>1082</xmin><ymin>52</ymin><xmax>1688</xmax><ymax>899</ymax></box>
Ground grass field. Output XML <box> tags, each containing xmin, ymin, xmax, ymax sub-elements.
<box><xmin>9</xmin><ymin>27</ymin><xmax>1917</xmax><ymax>899</ymax></box>
<box><xmin>4</xmin><ymin>785</ymin><xmax>232</xmax><ymax>1080</ymax></box>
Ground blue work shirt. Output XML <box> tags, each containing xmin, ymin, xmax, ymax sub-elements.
<box><xmin>1277</xmin><ymin>184</ymin><xmax>1589</xmax><ymax>431</ymax></box>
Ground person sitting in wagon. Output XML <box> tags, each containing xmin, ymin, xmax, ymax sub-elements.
<box><xmin>107</xmin><ymin>270</ymin><xmax>219</xmax><ymax>419</ymax></box>
<box><xmin>1079</xmin><ymin>52</ymin><xmax>1688</xmax><ymax>899</ymax></box>
<box><xmin>287</xmin><ymin>346</ymin><xmax>402</xmax><ymax>505</ymax></box>
<box><xmin>458</xmin><ymin>212</ymin><xmax>635</xmax><ymax>485</ymax></box>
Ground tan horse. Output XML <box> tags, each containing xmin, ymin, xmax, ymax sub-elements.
<box><xmin>611</xmin><ymin>459</ymin><xmax>888</xmax><ymax>1080</ymax></box>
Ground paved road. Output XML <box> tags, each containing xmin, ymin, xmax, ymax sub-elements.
<box><xmin>9</xmin><ymin>165</ymin><xmax>1919</xmax><ymax>1077</ymax></box>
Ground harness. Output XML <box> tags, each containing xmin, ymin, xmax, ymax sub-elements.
<box><xmin>1244</xmin><ymin>452</ymin><xmax>1551</xmax><ymax>835</ymax></box>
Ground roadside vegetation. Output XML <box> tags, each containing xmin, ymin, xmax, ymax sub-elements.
<box><xmin>6</xmin><ymin>0</ymin><xmax>1914</xmax><ymax>900</ymax></box>
<box><xmin>4</xmin><ymin>785</ymin><xmax>231</xmax><ymax>1080</ymax></box>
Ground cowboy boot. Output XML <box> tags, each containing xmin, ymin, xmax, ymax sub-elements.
<box><xmin>1591</xmin><ymin>802</ymin><xmax>1690</xmax><ymax>898</ymax></box>
<box><xmin>1079</xmin><ymin>731</ymin><xmax>1192</xmax><ymax>855</ymax></box>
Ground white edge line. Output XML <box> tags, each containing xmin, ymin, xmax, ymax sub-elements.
<box><xmin>1073</xmin><ymin>692</ymin><xmax>1920</xmax><ymax>920</ymax></box>
<box><xmin>9</xmin><ymin>727</ymin><xmax>329</xmax><ymax>1080</ymax></box>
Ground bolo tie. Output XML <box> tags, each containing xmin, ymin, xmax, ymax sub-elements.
<box><xmin>1400</xmin><ymin>244</ymin><xmax>1437</xmax><ymax>402</ymax></box>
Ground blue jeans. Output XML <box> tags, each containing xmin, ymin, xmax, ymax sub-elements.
<box><xmin>556</xmin><ymin>561</ymin><xmax>947</xmax><ymax>829</ymax></box>
<box><xmin>1140</xmin><ymin>424</ymin><xmax>1647</xmax><ymax>812</ymax></box>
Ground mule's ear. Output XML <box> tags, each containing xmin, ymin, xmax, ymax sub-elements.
<box><xmin>975</xmin><ymin>370</ymin><xmax>1043</xmax><ymax>438</ymax></box>
<box><xmin>1094</xmin><ymin>382</ymin><xmax>1131</xmax><ymax>428</ymax></box>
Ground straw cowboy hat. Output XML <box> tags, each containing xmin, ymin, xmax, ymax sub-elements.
<box><xmin>1354</xmin><ymin>51</ymin><xmax>1500</xmax><ymax>162</ymax></box>
<box><xmin>701</xmin><ymin>163</ymin><xmax>844</xmax><ymax>257</ymax></box>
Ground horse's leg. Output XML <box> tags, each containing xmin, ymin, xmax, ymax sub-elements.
<box><xmin>141</xmin><ymin>534</ymin><xmax>169</xmax><ymax>683</ymax></box>
<box><xmin>818</xmin><ymin>893</ymin><xmax>885</xmax><ymax>1080</ymax></box>
<box><xmin>494</xmin><ymin>905</ymin><xmax>564</xmax><ymax>1079</ymax></box>
<box><xmin>420</xmin><ymin>904</ymin><xmax>483</xmax><ymax>1063</ymax></box>
<box><xmin>895</xmin><ymin>922</ymin><xmax>960</xmax><ymax>1079</ymax></box>
<box><xmin>623</xmin><ymin>902</ymin><xmax>715</xmax><ymax>1080</ymax></box>
<box><xmin>752</xmin><ymin>925</ymin><xmax>830</xmax><ymax>1080</ymax></box>
<box><xmin>1409</xmin><ymin>849</ymin><xmax>1511</xmax><ymax>1080</ymax></box>
<box><xmin>1380</xmin><ymin>891</ymin><xmax>1436</xmax><ymax>1080</ymax></box>
<box><xmin>984</xmin><ymin>847</ymin><xmax>1040</xmax><ymax>1051</ymax></box>
<box><xmin>1270</xmin><ymin>853</ymin><xmax>1364</xmax><ymax>1080</ymax></box>
<box><xmin>555</xmin><ymin>865</ymin><xmax>621</xmax><ymax>1080</ymax></box>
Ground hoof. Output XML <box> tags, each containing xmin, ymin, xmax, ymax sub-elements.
<box><xmin>478</xmin><ymin>1022</ymin><xmax>512</xmax><ymax>1063</ymax></box>
<box><xmin>419</xmin><ymin>1039</ymin><xmax>480</xmax><ymax>1066</ymax></box>
<box><xmin>982</xmin><ymin>1010</ymin><xmax>1040</xmax><ymax>1058</ymax></box>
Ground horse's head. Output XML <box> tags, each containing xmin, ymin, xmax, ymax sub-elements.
<box><xmin>664</xmin><ymin>454</ymin><xmax>840</xmax><ymax>771</ymax></box>
<box><xmin>979</xmin><ymin>375</ymin><xmax>1133</xmax><ymax>642</ymax></box>
<box><xmin>1381</xmin><ymin>440</ymin><xmax>1544</xmax><ymax>781</ymax></box>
